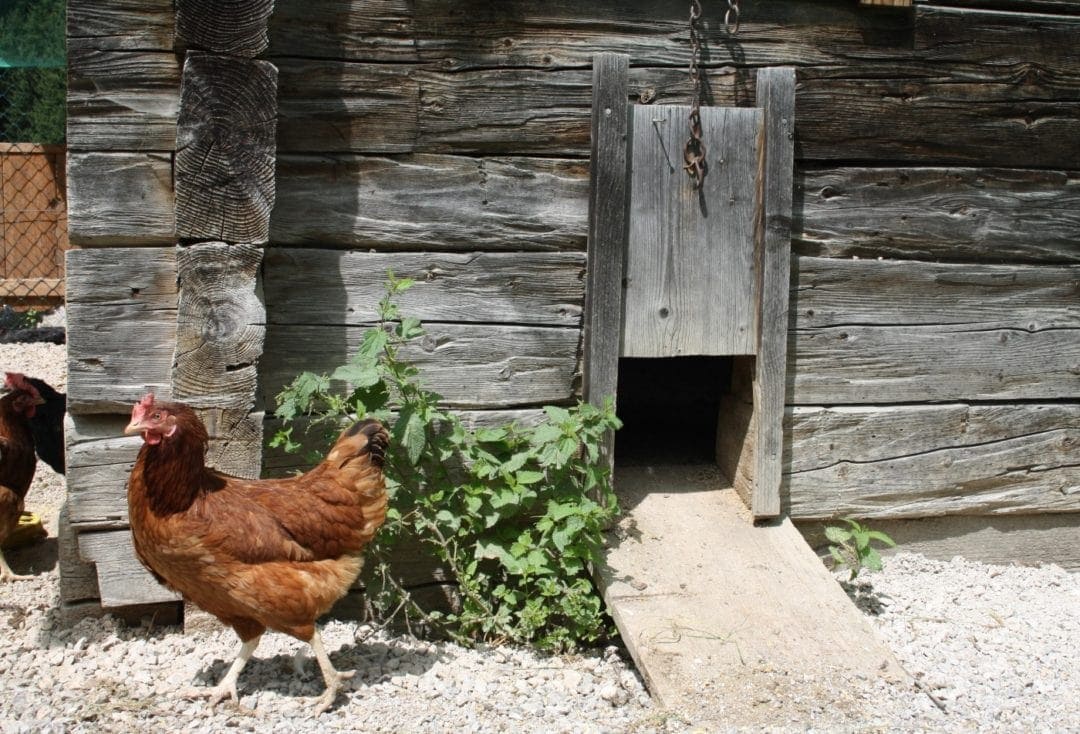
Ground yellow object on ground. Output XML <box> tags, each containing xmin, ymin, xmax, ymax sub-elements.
<box><xmin>2</xmin><ymin>512</ymin><xmax>47</xmax><ymax>549</ymax></box>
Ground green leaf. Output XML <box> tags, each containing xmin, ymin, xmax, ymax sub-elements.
<box><xmin>400</xmin><ymin>409</ymin><xmax>426</xmax><ymax>466</ymax></box>
<box><xmin>331</xmin><ymin>363</ymin><xmax>381</xmax><ymax>388</ymax></box>
<box><xmin>863</xmin><ymin>547</ymin><xmax>883</xmax><ymax>572</ymax></box>
<box><xmin>824</xmin><ymin>526</ymin><xmax>852</xmax><ymax>544</ymax></box>
<box><xmin>543</xmin><ymin>405</ymin><xmax>572</xmax><ymax>424</ymax></box>
<box><xmin>866</xmin><ymin>530</ymin><xmax>897</xmax><ymax>547</ymax></box>
<box><xmin>515</xmin><ymin>470</ymin><xmax>545</xmax><ymax>486</ymax></box>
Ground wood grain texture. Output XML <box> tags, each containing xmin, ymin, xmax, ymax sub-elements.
<box><xmin>794</xmin><ymin>167</ymin><xmax>1080</xmax><ymax>263</ymax></box>
<box><xmin>66</xmin><ymin>153</ymin><xmax>175</xmax><ymax>247</ymax></box>
<box><xmin>58</xmin><ymin>505</ymin><xmax>101</xmax><ymax>603</ymax></box>
<box><xmin>176</xmin><ymin>0</ymin><xmax>275</xmax><ymax>57</ymax></box>
<box><xmin>915</xmin><ymin>4</ymin><xmax>1080</xmax><ymax>75</ymax></box>
<box><xmin>271</xmin><ymin>154</ymin><xmax>587</xmax><ymax>251</ymax></box>
<box><xmin>175</xmin><ymin>52</ymin><xmax>277</xmax><ymax>244</ymax></box>
<box><xmin>796</xmin><ymin>63</ymin><xmax>1080</xmax><ymax>167</ymax></box>
<box><xmin>268</xmin><ymin>0</ymin><xmax>415</xmax><ymax>61</ymax></box>
<box><xmin>66</xmin><ymin>248</ymin><xmax>178</xmax><ymax>414</ymax></box>
<box><xmin>751</xmin><ymin>67</ymin><xmax>796</xmax><ymax>518</ymax></box>
<box><xmin>66</xmin><ymin>414</ymin><xmax>143</xmax><ymax>526</ymax></box>
<box><xmin>789</xmin><ymin>257</ymin><xmax>1080</xmax><ymax>404</ymax></box>
<box><xmin>173</xmin><ymin>243</ymin><xmax>265</xmax><ymax>411</ymax></box>
<box><xmin>68</xmin><ymin>0</ymin><xmax>175</xmax><ymax>50</ymax></box>
<box><xmin>622</xmin><ymin>104</ymin><xmax>762</xmax><ymax>358</ymax></box>
<box><xmin>260</xmin><ymin>323</ymin><xmax>580</xmax><ymax>410</ymax></box>
<box><xmin>583</xmin><ymin>52</ymin><xmax>629</xmax><ymax>427</ymax></box>
<box><xmin>78</xmin><ymin>529</ymin><xmax>181</xmax><ymax>607</ymax></box>
<box><xmin>263</xmin><ymin>250</ymin><xmax>585</xmax><ymax>327</ymax></box>
<box><xmin>784</xmin><ymin>403</ymin><xmax>1080</xmax><ymax>519</ymax></box>
<box><xmin>67</xmin><ymin>46</ymin><xmax>180</xmax><ymax>152</ymax></box>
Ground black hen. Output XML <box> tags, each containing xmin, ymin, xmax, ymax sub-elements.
<box><xmin>25</xmin><ymin>378</ymin><xmax>65</xmax><ymax>475</ymax></box>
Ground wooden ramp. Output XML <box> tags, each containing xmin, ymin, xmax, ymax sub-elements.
<box><xmin>599</xmin><ymin>464</ymin><xmax>905</xmax><ymax>725</ymax></box>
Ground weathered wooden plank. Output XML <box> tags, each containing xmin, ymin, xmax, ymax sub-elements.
<box><xmin>176</xmin><ymin>52</ymin><xmax>278</xmax><ymax>244</ymax></box>
<box><xmin>796</xmin><ymin>64</ymin><xmax>1080</xmax><ymax>167</ymax></box>
<box><xmin>794</xmin><ymin>167</ymin><xmax>1080</xmax><ymax>263</ymax></box>
<box><xmin>918</xmin><ymin>0</ymin><xmax>1080</xmax><ymax>14</ymax></box>
<box><xmin>66</xmin><ymin>46</ymin><xmax>180</xmax><ymax>152</ymax></box>
<box><xmin>58</xmin><ymin>505</ymin><xmax>100</xmax><ymax>604</ymax></box>
<box><xmin>68</xmin><ymin>0</ymin><xmax>174</xmax><ymax>51</ymax></box>
<box><xmin>264</xmin><ymin>250</ymin><xmax>585</xmax><ymax>327</ymax></box>
<box><xmin>916</xmin><ymin>5</ymin><xmax>1080</xmax><ymax>75</ymax></box>
<box><xmin>66</xmin><ymin>153</ymin><xmax>175</xmax><ymax>247</ymax></box>
<box><xmin>66</xmin><ymin>248</ymin><xmax>178</xmax><ymax>414</ymax></box>
<box><xmin>583</xmin><ymin>52</ymin><xmax>629</xmax><ymax>472</ymax></box>
<box><xmin>66</xmin><ymin>414</ymin><xmax>142</xmax><ymax>526</ymax></box>
<box><xmin>798</xmin><ymin>512</ymin><xmax>1080</xmax><ymax>572</ymax></box>
<box><xmin>790</xmin><ymin>257</ymin><xmax>1080</xmax><ymax>403</ymax></box>
<box><xmin>784</xmin><ymin>403</ymin><xmax>1080</xmax><ymax>519</ymax></box>
<box><xmin>623</xmin><ymin>104</ymin><xmax>762</xmax><ymax>358</ymax></box>
<box><xmin>78</xmin><ymin>529</ymin><xmax>181</xmax><ymax>608</ymax></box>
<box><xmin>275</xmin><ymin>63</ymin><xmax>418</xmax><ymax>154</ymax></box>
<box><xmin>271</xmin><ymin>154</ymin><xmax>588</xmax><ymax>250</ymax></box>
<box><xmin>266</xmin><ymin>0</ymin><xmax>911</xmax><ymax>66</ymax></box>
<box><xmin>198</xmin><ymin>409</ymin><xmax>265</xmax><ymax>480</ymax></box>
<box><xmin>751</xmin><ymin>67</ymin><xmax>795</xmax><ymax>519</ymax></box>
<box><xmin>173</xmin><ymin>244</ymin><xmax>265</xmax><ymax>411</ymax></box>
<box><xmin>176</xmin><ymin>0</ymin><xmax>274</xmax><ymax>57</ymax></box>
<box><xmin>794</xmin><ymin>257</ymin><xmax>1079</xmax><ymax>330</ymax></box>
<box><xmin>261</xmin><ymin>324</ymin><xmax>581</xmax><ymax>410</ymax></box>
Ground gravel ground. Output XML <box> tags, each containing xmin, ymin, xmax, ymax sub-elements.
<box><xmin>2</xmin><ymin>337</ymin><xmax>1079</xmax><ymax>733</ymax></box>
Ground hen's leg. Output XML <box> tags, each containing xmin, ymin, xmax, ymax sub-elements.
<box><xmin>0</xmin><ymin>550</ymin><xmax>32</xmax><ymax>582</ymax></box>
<box><xmin>184</xmin><ymin>635</ymin><xmax>261</xmax><ymax>708</ymax></box>
<box><xmin>309</xmin><ymin>628</ymin><xmax>354</xmax><ymax>714</ymax></box>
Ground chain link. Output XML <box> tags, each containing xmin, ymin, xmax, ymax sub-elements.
<box><xmin>726</xmin><ymin>0</ymin><xmax>741</xmax><ymax>35</ymax></box>
<box><xmin>682</xmin><ymin>0</ymin><xmax>707</xmax><ymax>189</ymax></box>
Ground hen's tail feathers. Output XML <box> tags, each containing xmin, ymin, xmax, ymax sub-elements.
<box><xmin>324</xmin><ymin>419</ymin><xmax>390</xmax><ymax>537</ymax></box>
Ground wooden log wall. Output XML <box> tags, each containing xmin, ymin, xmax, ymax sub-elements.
<box><xmin>65</xmin><ymin>0</ymin><xmax>1080</xmax><ymax>607</ymax></box>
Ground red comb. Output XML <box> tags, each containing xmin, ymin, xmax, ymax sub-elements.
<box><xmin>131</xmin><ymin>393</ymin><xmax>157</xmax><ymax>421</ymax></box>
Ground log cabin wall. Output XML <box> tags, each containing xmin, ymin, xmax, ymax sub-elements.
<box><xmin>63</xmin><ymin>0</ymin><xmax>1080</xmax><ymax>609</ymax></box>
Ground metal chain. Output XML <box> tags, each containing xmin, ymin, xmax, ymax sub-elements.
<box><xmin>726</xmin><ymin>0</ymin><xmax>741</xmax><ymax>35</ymax></box>
<box><xmin>682</xmin><ymin>0</ymin><xmax>707</xmax><ymax>189</ymax></box>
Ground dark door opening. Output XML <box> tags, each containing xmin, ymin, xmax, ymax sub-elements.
<box><xmin>615</xmin><ymin>356</ymin><xmax>733</xmax><ymax>466</ymax></box>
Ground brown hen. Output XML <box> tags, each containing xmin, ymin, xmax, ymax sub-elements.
<box><xmin>0</xmin><ymin>372</ymin><xmax>45</xmax><ymax>582</ymax></box>
<box><xmin>125</xmin><ymin>394</ymin><xmax>389</xmax><ymax>713</ymax></box>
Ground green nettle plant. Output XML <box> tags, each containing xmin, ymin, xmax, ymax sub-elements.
<box><xmin>825</xmin><ymin>518</ymin><xmax>897</xmax><ymax>580</ymax></box>
<box><xmin>272</xmin><ymin>275</ymin><xmax>622</xmax><ymax>651</ymax></box>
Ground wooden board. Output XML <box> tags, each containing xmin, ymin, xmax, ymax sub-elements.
<box><xmin>260</xmin><ymin>323</ymin><xmax>581</xmax><ymax>410</ymax></box>
<box><xmin>784</xmin><ymin>403</ymin><xmax>1080</xmax><ymax>519</ymax></box>
<box><xmin>67</xmin><ymin>0</ymin><xmax>175</xmax><ymax>51</ymax></box>
<box><xmin>173</xmin><ymin>243</ymin><xmax>265</xmax><ymax>411</ymax></box>
<box><xmin>263</xmin><ymin>250</ymin><xmax>585</xmax><ymax>327</ymax></box>
<box><xmin>78</xmin><ymin>529</ymin><xmax>181</xmax><ymax>608</ymax></box>
<box><xmin>67</xmin><ymin>45</ymin><xmax>180</xmax><ymax>152</ymax></box>
<box><xmin>176</xmin><ymin>0</ymin><xmax>274</xmax><ymax>57</ymax></box>
<box><xmin>271</xmin><ymin>154</ymin><xmax>587</xmax><ymax>251</ymax></box>
<box><xmin>795</xmin><ymin>167</ymin><xmax>1080</xmax><ymax>263</ymax></box>
<box><xmin>583</xmin><ymin>52</ymin><xmax>630</xmax><ymax>467</ymax></box>
<box><xmin>175</xmin><ymin>52</ymin><xmax>277</xmax><ymax>244</ymax></box>
<box><xmin>798</xmin><ymin>512</ymin><xmax>1080</xmax><ymax>572</ymax></box>
<box><xmin>66</xmin><ymin>153</ymin><xmax>175</xmax><ymax>247</ymax></box>
<box><xmin>66</xmin><ymin>248</ymin><xmax>179</xmax><ymax>414</ymax></box>
<box><xmin>599</xmin><ymin>465</ymin><xmax>902</xmax><ymax>721</ymax></box>
<box><xmin>622</xmin><ymin>104</ymin><xmax>762</xmax><ymax>358</ymax></box>
<box><xmin>789</xmin><ymin>257</ymin><xmax>1080</xmax><ymax>404</ymax></box>
<box><xmin>750</xmin><ymin>67</ymin><xmax>796</xmax><ymax>518</ymax></box>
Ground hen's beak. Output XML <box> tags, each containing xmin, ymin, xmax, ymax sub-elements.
<box><xmin>31</xmin><ymin>395</ymin><xmax>46</xmax><ymax>406</ymax></box>
<box><xmin>123</xmin><ymin>420</ymin><xmax>142</xmax><ymax>436</ymax></box>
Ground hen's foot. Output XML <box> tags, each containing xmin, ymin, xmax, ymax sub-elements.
<box><xmin>313</xmin><ymin>669</ymin><xmax>355</xmax><ymax>715</ymax></box>
<box><xmin>180</xmin><ymin>682</ymin><xmax>245</xmax><ymax>710</ymax></box>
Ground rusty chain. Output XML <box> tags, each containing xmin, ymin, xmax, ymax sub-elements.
<box><xmin>682</xmin><ymin>0</ymin><xmax>742</xmax><ymax>189</ymax></box>
<box><xmin>682</xmin><ymin>0</ymin><xmax>707</xmax><ymax>189</ymax></box>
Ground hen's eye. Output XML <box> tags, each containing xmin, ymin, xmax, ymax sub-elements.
<box><xmin>152</xmin><ymin>412</ymin><xmax>161</xmax><ymax>420</ymax></box>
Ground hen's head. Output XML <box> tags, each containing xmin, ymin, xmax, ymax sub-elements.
<box><xmin>125</xmin><ymin>393</ymin><xmax>180</xmax><ymax>446</ymax></box>
<box><xmin>2</xmin><ymin>372</ymin><xmax>45</xmax><ymax>417</ymax></box>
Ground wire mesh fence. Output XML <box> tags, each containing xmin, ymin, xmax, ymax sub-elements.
<box><xmin>1</xmin><ymin>0</ymin><xmax>67</xmax><ymax>309</ymax></box>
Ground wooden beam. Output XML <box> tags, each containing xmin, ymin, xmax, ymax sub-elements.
<box><xmin>751</xmin><ymin>67</ymin><xmax>796</xmax><ymax>519</ymax></box>
<box><xmin>583</xmin><ymin>52</ymin><xmax>629</xmax><ymax>468</ymax></box>
<box><xmin>261</xmin><ymin>323</ymin><xmax>581</xmax><ymax>411</ymax></box>
<box><xmin>175</xmin><ymin>52</ymin><xmax>277</xmax><ymax>244</ymax></box>
<box><xmin>66</xmin><ymin>153</ymin><xmax>175</xmax><ymax>247</ymax></box>
<box><xmin>65</xmin><ymin>248</ymin><xmax>179</xmax><ymax>414</ymax></box>
<box><xmin>78</xmin><ymin>529</ymin><xmax>181</xmax><ymax>608</ymax></box>
<box><xmin>263</xmin><ymin>250</ymin><xmax>585</xmax><ymax>327</ymax></box>
<box><xmin>176</xmin><ymin>0</ymin><xmax>275</xmax><ymax>57</ymax></box>
<box><xmin>67</xmin><ymin>45</ymin><xmax>180</xmax><ymax>152</ymax></box>
<box><xmin>790</xmin><ymin>257</ymin><xmax>1080</xmax><ymax>404</ymax></box>
<box><xmin>67</xmin><ymin>0</ymin><xmax>175</xmax><ymax>51</ymax></box>
<box><xmin>622</xmin><ymin>104</ymin><xmax>763</xmax><ymax>358</ymax></box>
<box><xmin>795</xmin><ymin>167</ymin><xmax>1080</xmax><ymax>263</ymax></box>
<box><xmin>271</xmin><ymin>154</ymin><xmax>587</xmax><ymax>251</ymax></box>
<box><xmin>785</xmin><ymin>402</ymin><xmax>1080</xmax><ymax>519</ymax></box>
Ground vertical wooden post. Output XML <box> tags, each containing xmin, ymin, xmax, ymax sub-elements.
<box><xmin>752</xmin><ymin>67</ymin><xmax>796</xmax><ymax>519</ymax></box>
<box><xmin>583</xmin><ymin>52</ymin><xmax>630</xmax><ymax>468</ymax></box>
